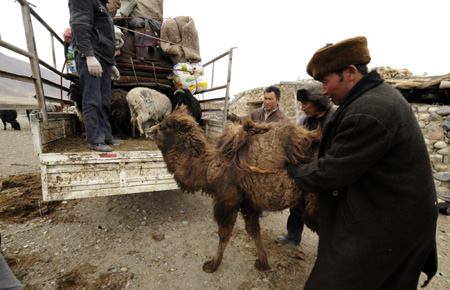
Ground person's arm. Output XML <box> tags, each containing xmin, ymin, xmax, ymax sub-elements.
<box><xmin>69</xmin><ymin>0</ymin><xmax>95</xmax><ymax>57</ymax></box>
<box><xmin>227</xmin><ymin>113</ymin><xmax>247</xmax><ymax>123</ymax></box>
<box><xmin>289</xmin><ymin>113</ymin><xmax>392</xmax><ymax>192</ymax></box>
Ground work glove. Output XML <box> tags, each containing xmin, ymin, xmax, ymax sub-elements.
<box><xmin>86</xmin><ymin>56</ymin><xmax>103</xmax><ymax>77</ymax></box>
<box><xmin>114</xmin><ymin>26</ymin><xmax>125</xmax><ymax>50</ymax></box>
<box><xmin>111</xmin><ymin>65</ymin><xmax>120</xmax><ymax>81</ymax></box>
<box><xmin>287</xmin><ymin>164</ymin><xmax>297</xmax><ymax>179</ymax></box>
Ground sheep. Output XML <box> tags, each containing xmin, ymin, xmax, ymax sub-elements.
<box><xmin>126</xmin><ymin>87</ymin><xmax>172</xmax><ymax>138</ymax></box>
<box><xmin>149</xmin><ymin>105</ymin><xmax>320</xmax><ymax>273</ymax></box>
<box><xmin>68</xmin><ymin>82</ymin><xmax>84</xmax><ymax>133</ymax></box>
<box><xmin>0</xmin><ymin>110</ymin><xmax>21</xmax><ymax>130</ymax></box>
<box><xmin>170</xmin><ymin>88</ymin><xmax>202</xmax><ymax>124</ymax></box>
<box><xmin>110</xmin><ymin>88</ymin><xmax>132</xmax><ymax>139</ymax></box>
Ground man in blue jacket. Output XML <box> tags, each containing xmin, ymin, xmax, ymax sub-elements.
<box><xmin>69</xmin><ymin>0</ymin><xmax>121</xmax><ymax>152</ymax></box>
<box><xmin>288</xmin><ymin>36</ymin><xmax>438</xmax><ymax>289</ymax></box>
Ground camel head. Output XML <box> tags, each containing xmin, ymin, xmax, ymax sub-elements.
<box><xmin>149</xmin><ymin>104</ymin><xmax>208</xmax><ymax>156</ymax></box>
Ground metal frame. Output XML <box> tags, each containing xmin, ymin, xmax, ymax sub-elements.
<box><xmin>200</xmin><ymin>47</ymin><xmax>237</xmax><ymax>129</ymax></box>
<box><xmin>0</xmin><ymin>0</ymin><xmax>71</xmax><ymax>123</ymax></box>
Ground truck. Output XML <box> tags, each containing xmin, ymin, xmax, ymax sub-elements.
<box><xmin>0</xmin><ymin>0</ymin><xmax>235</xmax><ymax>201</ymax></box>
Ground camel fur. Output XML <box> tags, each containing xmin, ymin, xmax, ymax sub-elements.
<box><xmin>149</xmin><ymin>105</ymin><xmax>320</xmax><ymax>273</ymax></box>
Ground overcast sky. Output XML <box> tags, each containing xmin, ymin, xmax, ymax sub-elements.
<box><xmin>1</xmin><ymin>0</ymin><xmax>449</xmax><ymax>98</ymax></box>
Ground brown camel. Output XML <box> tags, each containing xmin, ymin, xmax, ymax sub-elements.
<box><xmin>149</xmin><ymin>105</ymin><xmax>320</xmax><ymax>273</ymax></box>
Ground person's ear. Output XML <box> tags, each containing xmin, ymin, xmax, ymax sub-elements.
<box><xmin>345</xmin><ymin>65</ymin><xmax>358</xmax><ymax>81</ymax></box>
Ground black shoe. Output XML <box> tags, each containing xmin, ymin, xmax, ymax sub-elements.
<box><xmin>105</xmin><ymin>139</ymin><xmax>124</xmax><ymax>146</ymax></box>
<box><xmin>89</xmin><ymin>143</ymin><xmax>112</xmax><ymax>152</ymax></box>
<box><xmin>275</xmin><ymin>235</ymin><xmax>300</xmax><ymax>246</ymax></box>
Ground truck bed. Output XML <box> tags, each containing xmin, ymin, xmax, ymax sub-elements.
<box><xmin>43</xmin><ymin>133</ymin><xmax>158</xmax><ymax>153</ymax></box>
<box><xmin>30</xmin><ymin>112</ymin><xmax>223</xmax><ymax>201</ymax></box>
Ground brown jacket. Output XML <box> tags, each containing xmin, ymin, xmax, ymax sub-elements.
<box><xmin>229</xmin><ymin>106</ymin><xmax>288</xmax><ymax>124</ymax></box>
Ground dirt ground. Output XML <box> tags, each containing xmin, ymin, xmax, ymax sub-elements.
<box><xmin>1</xmin><ymin>114</ymin><xmax>450</xmax><ymax>290</ymax></box>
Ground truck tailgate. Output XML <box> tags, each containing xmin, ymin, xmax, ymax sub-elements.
<box><xmin>40</xmin><ymin>150</ymin><xmax>178</xmax><ymax>201</ymax></box>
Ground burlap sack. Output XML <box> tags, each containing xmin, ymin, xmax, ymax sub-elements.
<box><xmin>132</xmin><ymin>0</ymin><xmax>164</xmax><ymax>20</ymax></box>
<box><xmin>107</xmin><ymin>0</ymin><xmax>121</xmax><ymax>17</ymax></box>
<box><xmin>160</xmin><ymin>16</ymin><xmax>202</xmax><ymax>65</ymax></box>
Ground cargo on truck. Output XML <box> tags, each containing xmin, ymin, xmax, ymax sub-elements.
<box><xmin>0</xmin><ymin>0</ymin><xmax>235</xmax><ymax>201</ymax></box>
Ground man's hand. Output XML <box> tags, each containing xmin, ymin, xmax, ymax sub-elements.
<box><xmin>86</xmin><ymin>56</ymin><xmax>102</xmax><ymax>77</ymax></box>
<box><xmin>111</xmin><ymin>65</ymin><xmax>120</xmax><ymax>81</ymax></box>
<box><xmin>287</xmin><ymin>164</ymin><xmax>296</xmax><ymax>178</ymax></box>
<box><xmin>227</xmin><ymin>113</ymin><xmax>237</xmax><ymax>121</ymax></box>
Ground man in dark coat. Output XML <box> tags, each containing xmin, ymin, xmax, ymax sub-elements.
<box><xmin>276</xmin><ymin>83</ymin><xmax>335</xmax><ymax>246</ymax></box>
<box><xmin>69</xmin><ymin>0</ymin><xmax>122</xmax><ymax>152</ymax></box>
<box><xmin>288</xmin><ymin>36</ymin><xmax>438</xmax><ymax>289</ymax></box>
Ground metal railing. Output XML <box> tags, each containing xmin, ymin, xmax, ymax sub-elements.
<box><xmin>198</xmin><ymin>47</ymin><xmax>237</xmax><ymax>129</ymax></box>
<box><xmin>0</xmin><ymin>0</ymin><xmax>71</xmax><ymax>124</ymax></box>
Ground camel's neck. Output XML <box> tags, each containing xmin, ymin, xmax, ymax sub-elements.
<box><xmin>164</xmin><ymin>145</ymin><xmax>212</xmax><ymax>193</ymax></box>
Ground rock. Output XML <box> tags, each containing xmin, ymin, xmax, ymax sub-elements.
<box><xmin>429</xmin><ymin>154</ymin><xmax>443</xmax><ymax>163</ymax></box>
<box><xmin>418</xmin><ymin>121</ymin><xmax>426</xmax><ymax>128</ymax></box>
<box><xmin>436</xmin><ymin>106</ymin><xmax>450</xmax><ymax>116</ymax></box>
<box><xmin>418</xmin><ymin>106</ymin><xmax>429</xmax><ymax>113</ymax></box>
<box><xmin>418</xmin><ymin>113</ymin><xmax>430</xmax><ymax>121</ymax></box>
<box><xmin>428</xmin><ymin>107</ymin><xmax>438</xmax><ymax>113</ymax></box>
<box><xmin>438</xmin><ymin>148</ymin><xmax>450</xmax><ymax>155</ymax></box>
<box><xmin>429</xmin><ymin>112</ymin><xmax>444</xmax><ymax>122</ymax></box>
<box><xmin>425</xmin><ymin>123</ymin><xmax>440</xmax><ymax>131</ymax></box>
<box><xmin>434</xmin><ymin>172</ymin><xmax>450</xmax><ymax>182</ymax></box>
<box><xmin>434</xmin><ymin>141</ymin><xmax>448</xmax><ymax>149</ymax></box>
<box><xmin>426</xmin><ymin>131</ymin><xmax>444</xmax><ymax>140</ymax></box>
<box><xmin>443</xmin><ymin>121</ymin><xmax>450</xmax><ymax>131</ymax></box>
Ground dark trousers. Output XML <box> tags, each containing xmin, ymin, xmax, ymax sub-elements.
<box><xmin>287</xmin><ymin>208</ymin><xmax>304</xmax><ymax>243</ymax></box>
<box><xmin>75</xmin><ymin>53</ymin><xmax>113</xmax><ymax>145</ymax></box>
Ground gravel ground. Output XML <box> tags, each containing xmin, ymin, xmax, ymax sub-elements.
<box><xmin>0</xmin><ymin>112</ymin><xmax>449</xmax><ymax>289</ymax></box>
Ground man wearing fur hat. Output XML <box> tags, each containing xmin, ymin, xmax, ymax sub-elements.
<box><xmin>275</xmin><ymin>83</ymin><xmax>335</xmax><ymax>246</ymax></box>
<box><xmin>288</xmin><ymin>36</ymin><xmax>438</xmax><ymax>289</ymax></box>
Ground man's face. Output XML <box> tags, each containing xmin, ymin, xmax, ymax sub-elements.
<box><xmin>263</xmin><ymin>91</ymin><xmax>279</xmax><ymax>113</ymax></box>
<box><xmin>322</xmin><ymin>72</ymin><xmax>352</xmax><ymax>106</ymax></box>
<box><xmin>301</xmin><ymin>101</ymin><xmax>322</xmax><ymax>118</ymax></box>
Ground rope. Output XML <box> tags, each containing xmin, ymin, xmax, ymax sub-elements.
<box><xmin>116</xmin><ymin>62</ymin><xmax>173</xmax><ymax>72</ymax></box>
<box><xmin>115</xmin><ymin>24</ymin><xmax>201</xmax><ymax>56</ymax></box>
<box><xmin>130</xmin><ymin>58</ymin><xmax>140</xmax><ymax>85</ymax></box>
<box><xmin>151</xmin><ymin>61</ymin><xmax>158</xmax><ymax>84</ymax></box>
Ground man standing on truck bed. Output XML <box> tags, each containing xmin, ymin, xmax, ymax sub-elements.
<box><xmin>69</xmin><ymin>0</ymin><xmax>122</xmax><ymax>152</ymax></box>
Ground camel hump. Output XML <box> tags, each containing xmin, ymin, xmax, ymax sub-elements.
<box><xmin>216</xmin><ymin>119</ymin><xmax>320</xmax><ymax>173</ymax></box>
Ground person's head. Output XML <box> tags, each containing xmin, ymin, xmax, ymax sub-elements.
<box><xmin>297</xmin><ymin>83</ymin><xmax>331</xmax><ymax>118</ymax></box>
<box><xmin>306</xmin><ymin>36</ymin><xmax>371</xmax><ymax>105</ymax></box>
<box><xmin>263</xmin><ymin>86</ymin><xmax>281</xmax><ymax>113</ymax></box>
<box><xmin>63</xmin><ymin>27</ymin><xmax>72</xmax><ymax>44</ymax></box>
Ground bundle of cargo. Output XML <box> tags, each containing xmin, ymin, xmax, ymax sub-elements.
<box><xmin>160</xmin><ymin>16</ymin><xmax>207</xmax><ymax>93</ymax></box>
<box><xmin>115</xmin><ymin>16</ymin><xmax>174</xmax><ymax>88</ymax></box>
<box><xmin>109</xmin><ymin>1</ymin><xmax>207</xmax><ymax>92</ymax></box>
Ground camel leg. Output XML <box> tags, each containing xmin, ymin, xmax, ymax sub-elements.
<box><xmin>242</xmin><ymin>207</ymin><xmax>270</xmax><ymax>271</ymax></box>
<box><xmin>202</xmin><ymin>209</ymin><xmax>238</xmax><ymax>273</ymax></box>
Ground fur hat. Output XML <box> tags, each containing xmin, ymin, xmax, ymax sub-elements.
<box><xmin>306</xmin><ymin>36</ymin><xmax>371</xmax><ymax>81</ymax></box>
<box><xmin>297</xmin><ymin>83</ymin><xmax>331</xmax><ymax>111</ymax></box>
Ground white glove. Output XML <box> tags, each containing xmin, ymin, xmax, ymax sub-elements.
<box><xmin>86</xmin><ymin>56</ymin><xmax>103</xmax><ymax>77</ymax></box>
<box><xmin>114</xmin><ymin>26</ymin><xmax>125</xmax><ymax>50</ymax></box>
<box><xmin>111</xmin><ymin>65</ymin><xmax>120</xmax><ymax>81</ymax></box>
